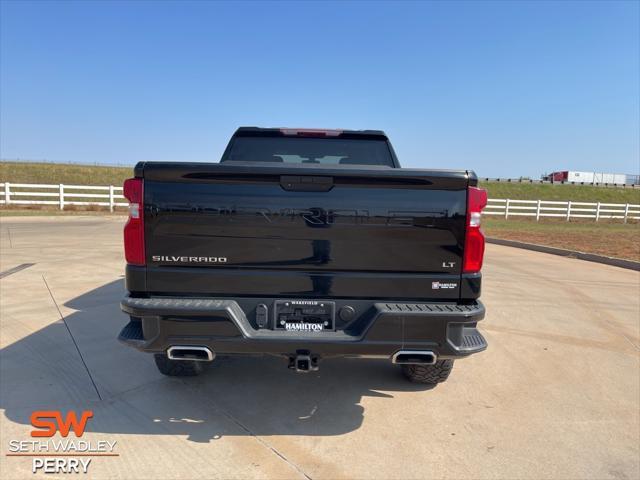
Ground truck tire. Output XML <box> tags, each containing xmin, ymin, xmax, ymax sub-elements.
<box><xmin>401</xmin><ymin>360</ymin><xmax>454</xmax><ymax>384</ymax></box>
<box><xmin>154</xmin><ymin>353</ymin><xmax>204</xmax><ymax>377</ymax></box>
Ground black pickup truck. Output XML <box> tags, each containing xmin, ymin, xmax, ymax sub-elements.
<box><xmin>118</xmin><ymin>127</ymin><xmax>488</xmax><ymax>385</ymax></box>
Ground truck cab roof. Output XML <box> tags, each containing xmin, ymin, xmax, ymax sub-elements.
<box><xmin>234</xmin><ymin>126</ymin><xmax>389</xmax><ymax>140</ymax></box>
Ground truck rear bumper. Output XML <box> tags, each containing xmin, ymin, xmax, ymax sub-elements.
<box><xmin>118</xmin><ymin>296</ymin><xmax>487</xmax><ymax>360</ymax></box>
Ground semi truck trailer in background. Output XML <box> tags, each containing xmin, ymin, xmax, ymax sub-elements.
<box><xmin>547</xmin><ymin>171</ymin><xmax>638</xmax><ymax>185</ymax></box>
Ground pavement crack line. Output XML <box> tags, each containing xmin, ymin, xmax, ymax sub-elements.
<box><xmin>183</xmin><ymin>381</ymin><xmax>313</xmax><ymax>480</ymax></box>
<box><xmin>220</xmin><ymin>408</ymin><xmax>312</xmax><ymax>480</ymax></box>
<box><xmin>42</xmin><ymin>275</ymin><xmax>103</xmax><ymax>401</ymax></box>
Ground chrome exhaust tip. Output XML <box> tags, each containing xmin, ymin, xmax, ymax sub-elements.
<box><xmin>167</xmin><ymin>346</ymin><xmax>215</xmax><ymax>362</ymax></box>
<box><xmin>391</xmin><ymin>350</ymin><xmax>437</xmax><ymax>365</ymax></box>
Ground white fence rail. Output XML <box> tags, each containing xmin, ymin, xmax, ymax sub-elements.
<box><xmin>0</xmin><ymin>182</ymin><xmax>127</xmax><ymax>212</ymax></box>
<box><xmin>485</xmin><ymin>198</ymin><xmax>640</xmax><ymax>222</ymax></box>
<box><xmin>1</xmin><ymin>182</ymin><xmax>639</xmax><ymax>222</ymax></box>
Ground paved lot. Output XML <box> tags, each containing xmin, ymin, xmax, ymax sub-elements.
<box><xmin>0</xmin><ymin>216</ymin><xmax>638</xmax><ymax>480</ymax></box>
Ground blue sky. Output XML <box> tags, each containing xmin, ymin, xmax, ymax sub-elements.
<box><xmin>1</xmin><ymin>0</ymin><xmax>638</xmax><ymax>177</ymax></box>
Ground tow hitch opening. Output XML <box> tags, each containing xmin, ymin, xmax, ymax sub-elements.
<box><xmin>289</xmin><ymin>351</ymin><xmax>320</xmax><ymax>373</ymax></box>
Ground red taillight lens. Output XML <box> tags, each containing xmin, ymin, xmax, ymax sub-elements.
<box><xmin>123</xmin><ymin>178</ymin><xmax>145</xmax><ymax>265</ymax></box>
<box><xmin>280</xmin><ymin>128</ymin><xmax>342</xmax><ymax>137</ymax></box>
<box><xmin>463</xmin><ymin>187</ymin><xmax>488</xmax><ymax>273</ymax></box>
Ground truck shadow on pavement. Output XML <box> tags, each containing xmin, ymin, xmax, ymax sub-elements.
<box><xmin>1</xmin><ymin>279</ymin><xmax>434</xmax><ymax>443</ymax></box>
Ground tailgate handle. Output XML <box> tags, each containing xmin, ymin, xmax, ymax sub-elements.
<box><xmin>280</xmin><ymin>175</ymin><xmax>334</xmax><ymax>192</ymax></box>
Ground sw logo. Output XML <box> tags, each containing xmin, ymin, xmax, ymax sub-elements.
<box><xmin>30</xmin><ymin>410</ymin><xmax>93</xmax><ymax>437</ymax></box>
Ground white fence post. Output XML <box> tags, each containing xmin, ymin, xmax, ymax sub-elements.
<box><xmin>536</xmin><ymin>199</ymin><xmax>541</xmax><ymax>221</ymax></box>
<box><xmin>4</xmin><ymin>182</ymin><xmax>10</xmax><ymax>206</ymax></box>
<box><xmin>595</xmin><ymin>202</ymin><xmax>601</xmax><ymax>222</ymax></box>
<box><xmin>109</xmin><ymin>185</ymin><xmax>115</xmax><ymax>212</ymax></box>
<box><xmin>59</xmin><ymin>184</ymin><xmax>64</xmax><ymax>210</ymax></box>
<box><xmin>624</xmin><ymin>203</ymin><xmax>630</xmax><ymax>224</ymax></box>
<box><xmin>566</xmin><ymin>201</ymin><xmax>571</xmax><ymax>221</ymax></box>
<box><xmin>505</xmin><ymin>199</ymin><xmax>510</xmax><ymax>219</ymax></box>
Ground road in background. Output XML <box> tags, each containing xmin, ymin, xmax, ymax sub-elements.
<box><xmin>1</xmin><ymin>216</ymin><xmax>638</xmax><ymax>479</ymax></box>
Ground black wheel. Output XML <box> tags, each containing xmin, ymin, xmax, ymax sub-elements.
<box><xmin>154</xmin><ymin>353</ymin><xmax>205</xmax><ymax>377</ymax></box>
<box><xmin>401</xmin><ymin>360</ymin><xmax>454</xmax><ymax>384</ymax></box>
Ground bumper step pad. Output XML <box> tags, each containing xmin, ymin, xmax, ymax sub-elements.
<box><xmin>448</xmin><ymin>326</ymin><xmax>487</xmax><ymax>354</ymax></box>
<box><xmin>117</xmin><ymin>320</ymin><xmax>145</xmax><ymax>348</ymax></box>
<box><xmin>462</xmin><ymin>331</ymin><xmax>486</xmax><ymax>349</ymax></box>
<box><xmin>379</xmin><ymin>303</ymin><xmax>482</xmax><ymax>314</ymax></box>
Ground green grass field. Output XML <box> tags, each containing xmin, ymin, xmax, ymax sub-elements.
<box><xmin>1</xmin><ymin>161</ymin><xmax>639</xmax><ymax>204</ymax></box>
<box><xmin>0</xmin><ymin>161</ymin><xmax>133</xmax><ymax>186</ymax></box>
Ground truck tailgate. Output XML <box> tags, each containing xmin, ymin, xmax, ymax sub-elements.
<box><xmin>139</xmin><ymin>162</ymin><xmax>471</xmax><ymax>300</ymax></box>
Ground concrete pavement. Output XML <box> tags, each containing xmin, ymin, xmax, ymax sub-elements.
<box><xmin>0</xmin><ymin>216</ymin><xmax>638</xmax><ymax>479</ymax></box>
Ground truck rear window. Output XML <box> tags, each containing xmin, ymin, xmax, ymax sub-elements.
<box><xmin>221</xmin><ymin>137</ymin><xmax>395</xmax><ymax>167</ymax></box>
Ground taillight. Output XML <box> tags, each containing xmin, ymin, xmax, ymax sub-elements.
<box><xmin>280</xmin><ymin>128</ymin><xmax>342</xmax><ymax>137</ymax></box>
<box><xmin>463</xmin><ymin>186</ymin><xmax>488</xmax><ymax>273</ymax></box>
<box><xmin>123</xmin><ymin>178</ymin><xmax>145</xmax><ymax>265</ymax></box>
